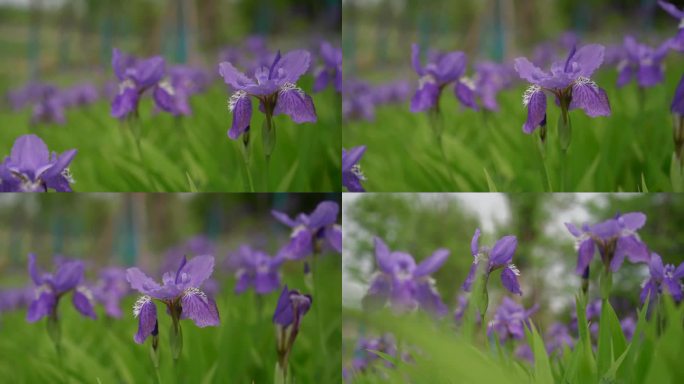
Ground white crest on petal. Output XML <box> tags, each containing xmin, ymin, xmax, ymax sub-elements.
<box><xmin>182</xmin><ymin>287</ymin><xmax>208</xmax><ymax>303</ymax></box>
<box><xmin>228</xmin><ymin>90</ymin><xmax>247</xmax><ymax>112</ymax></box>
<box><xmin>61</xmin><ymin>168</ymin><xmax>75</xmax><ymax>184</ymax></box>
<box><xmin>573</xmin><ymin>76</ymin><xmax>598</xmax><ymax>90</ymax></box>
<box><xmin>459</xmin><ymin>76</ymin><xmax>476</xmax><ymax>91</ymax></box>
<box><xmin>522</xmin><ymin>85</ymin><xmax>542</xmax><ymax>106</ymax></box>
<box><xmin>119</xmin><ymin>79</ymin><xmax>136</xmax><ymax>94</ymax></box>
<box><xmin>133</xmin><ymin>295</ymin><xmax>151</xmax><ymax>317</ymax></box>
<box><xmin>508</xmin><ymin>264</ymin><xmax>520</xmax><ymax>276</ymax></box>
<box><xmin>279</xmin><ymin>82</ymin><xmax>304</xmax><ymax>96</ymax></box>
<box><xmin>158</xmin><ymin>79</ymin><xmax>175</xmax><ymax>96</ymax></box>
<box><xmin>76</xmin><ymin>285</ymin><xmax>94</xmax><ymax>301</ymax></box>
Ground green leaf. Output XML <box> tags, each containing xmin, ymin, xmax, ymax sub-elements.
<box><xmin>484</xmin><ymin>168</ymin><xmax>498</xmax><ymax>192</ymax></box>
<box><xmin>529</xmin><ymin>324</ymin><xmax>554</xmax><ymax>384</ymax></box>
<box><xmin>596</xmin><ymin>299</ymin><xmax>627</xmax><ymax>378</ymax></box>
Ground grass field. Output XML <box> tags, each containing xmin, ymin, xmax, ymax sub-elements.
<box><xmin>343</xmin><ymin>57</ymin><xmax>684</xmax><ymax>192</ymax></box>
<box><xmin>0</xmin><ymin>76</ymin><xmax>341</xmax><ymax>192</ymax></box>
<box><xmin>0</xmin><ymin>254</ymin><xmax>341</xmax><ymax>383</ymax></box>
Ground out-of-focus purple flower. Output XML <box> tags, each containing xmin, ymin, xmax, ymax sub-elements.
<box><xmin>126</xmin><ymin>255</ymin><xmax>219</xmax><ymax>345</ymax></box>
<box><xmin>410</xmin><ymin>43</ymin><xmax>473</xmax><ymax>112</ymax></box>
<box><xmin>453</xmin><ymin>293</ymin><xmax>481</xmax><ymax>325</ymax></box>
<box><xmin>30</xmin><ymin>85</ymin><xmax>65</xmax><ymax>125</ymax></box>
<box><xmin>92</xmin><ymin>267</ymin><xmax>130</xmax><ymax>318</ymax></box>
<box><xmin>620</xmin><ymin>316</ymin><xmax>636</xmax><ymax>341</ymax></box>
<box><xmin>545</xmin><ymin>322</ymin><xmax>574</xmax><ymax>355</ymax></box>
<box><xmin>617</xmin><ymin>36</ymin><xmax>670</xmax><ymax>88</ymax></box>
<box><xmin>313</xmin><ymin>41</ymin><xmax>342</xmax><ymax>93</ymax></box>
<box><xmin>6</xmin><ymin>82</ymin><xmax>50</xmax><ymax>111</ymax></box>
<box><xmin>515</xmin><ymin>344</ymin><xmax>534</xmax><ymax>363</ymax></box>
<box><xmin>371</xmin><ymin>81</ymin><xmax>412</xmax><ymax>105</ymax></box>
<box><xmin>672</xmin><ymin>73</ymin><xmax>684</xmax><ymax>162</ymax></box>
<box><xmin>462</xmin><ymin>229</ymin><xmax>522</xmax><ymax>295</ymax></box>
<box><xmin>218</xmin><ymin>49</ymin><xmax>317</xmax><ymax>140</ymax></box>
<box><xmin>514</xmin><ymin>44</ymin><xmax>610</xmax><ymax>135</ymax></box>
<box><xmin>0</xmin><ymin>134</ymin><xmax>77</xmax><ymax>192</ymax></box>
<box><xmin>0</xmin><ymin>286</ymin><xmax>34</xmax><ymax>313</ymax></box>
<box><xmin>273</xmin><ymin>285</ymin><xmax>312</xmax><ymax>373</ymax></box>
<box><xmin>658</xmin><ymin>1</ymin><xmax>684</xmax><ymax>51</ymax></box>
<box><xmin>231</xmin><ymin>245</ymin><xmax>283</xmax><ymax>295</ymax></box>
<box><xmin>63</xmin><ymin>83</ymin><xmax>99</xmax><ymax>108</ymax></box>
<box><xmin>473</xmin><ymin>61</ymin><xmax>514</xmax><ymax>112</ymax></box>
<box><xmin>348</xmin><ymin>334</ymin><xmax>400</xmax><ymax>375</ymax></box>
<box><xmin>487</xmin><ymin>297</ymin><xmax>538</xmax><ymax>342</ymax></box>
<box><xmin>342</xmin><ymin>146</ymin><xmax>366</xmax><ymax>192</ymax></box>
<box><xmin>640</xmin><ymin>252</ymin><xmax>684</xmax><ymax>303</ymax></box>
<box><xmin>161</xmin><ymin>235</ymin><xmax>216</xmax><ymax>274</ymax></box>
<box><xmin>27</xmin><ymin>254</ymin><xmax>96</xmax><ymax>322</ymax></box>
<box><xmin>343</xmin><ymin>79</ymin><xmax>376</xmax><ymax>122</ymax></box>
<box><xmin>111</xmin><ymin>48</ymin><xmax>169</xmax><ymax>119</ymax></box>
<box><xmin>273</xmin><ymin>201</ymin><xmax>341</xmax><ymax>260</ymax></box>
<box><xmin>570</xmin><ymin>299</ymin><xmax>601</xmax><ymax>337</ymax></box>
<box><xmin>565</xmin><ymin>212</ymin><xmax>650</xmax><ymax>274</ymax></box>
<box><xmin>363</xmin><ymin>236</ymin><xmax>449</xmax><ymax>316</ymax></box>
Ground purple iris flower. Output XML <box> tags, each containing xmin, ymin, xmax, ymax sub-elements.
<box><xmin>363</xmin><ymin>236</ymin><xmax>450</xmax><ymax>315</ymax></box>
<box><xmin>570</xmin><ymin>299</ymin><xmax>602</xmax><ymax>337</ymax></box>
<box><xmin>514</xmin><ymin>44</ymin><xmax>610</xmax><ymax>139</ymax></box>
<box><xmin>616</xmin><ymin>36</ymin><xmax>670</xmax><ymax>88</ymax></box>
<box><xmin>565</xmin><ymin>212</ymin><xmax>650</xmax><ymax>274</ymax></box>
<box><xmin>462</xmin><ymin>229</ymin><xmax>522</xmax><ymax>296</ymax></box>
<box><xmin>272</xmin><ymin>201</ymin><xmax>342</xmax><ymax>261</ymax></box>
<box><xmin>371</xmin><ymin>81</ymin><xmax>411</xmax><ymax>105</ymax></box>
<box><xmin>6</xmin><ymin>82</ymin><xmax>50</xmax><ymax>111</ymax></box>
<box><xmin>343</xmin><ymin>79</ymin><xmax>376</xmax><ymax>122</ymax></box>
<box><xmin>545</xmin><ymin>322</ymin><xmax>574</xmax><ymax>355</ymax></box>
<box><xmin>111</xmin><ymin>48</ymin><xmax>168</xmax><ymax>119</ymax></box>
<box><xmin>487</xmin><ymin>297</ymin><xmax>538</xmax><ymax>342</ymax></box>
<box><xmin>273</xmin><ymin>285</ymin><xmax>312</xmax><ymax>376</ymax></box>
<box><xmin>218</xmin><ymin>49</ymin><xmax>317</xmax><ymax>140</ymax></box>
<box><xmin>658</xmin><ymin>1</ymin><xmax>684</xmax><ymax>51</ymax></box>
<box><xmin>92</xmin><ymin>267</ymin><xmax>130</xmax><ymax>318</ymax></box>
<box><xmin>453</xmin><ymin>293</ymin><xmax>481</xmax><ymax>325</ymax></box>
<box><xmin>342</xmin><ymin>146</ymin><xmax>366</xmax><ymax>192</ymax></box>
<box><xmin>0</xmin><ymin>286</ymin><xmax>33</xmax><ymax>313</ymax></box>
<box><xmin>27</xmin><ymin>254</ymin><xmax>96</xmax><ymax>322</ymax></box>
<box><xmin>0</xmin><ymin>134</ymin><xmax>77</xmax><ymax>192</ymax></box>
<box><xmin>348</xmin><ymin>334</ymin><xmax>399</xmax><ymax>374</ymax></box>
<box><xmin>640</xmin><ymin>252</ymin><xmax>684</xmax><ymax>303</ymax></box>
<box><xmin>63</xmin><ymin>83</ymin><xmax>99</xmax><ymax>108</ymax></box>
<box><xmin>30</xmin><ymin>86</ymin><xmax>66</xmax><ymax>125</ymax></box>
<box><xmin>410</xmin><ymin>43</ymin><xmax>474</xmax><ymax>112</ymax></box>
<box><xmin>473</xmin><ymin>61</ymin><xmax>513</xmax><ymax>112</ymax></box>
<box><xmin>232</xmin><ymin>245</ymin><xmax>283</xmax><ymax>295</ymax></box>
<box><xmin>313</xmin><ymin>41</ymin><xmax>342</xmax><ymax>93</ymax></box>
<box><xmin>621</xmin><ymin>317</ymin><xmax>636</xmax><ymax>341</ymax></box>
<box><xmin>126</xmin><ymin>255</ymin><xmax>220</xmax><ymax>345</ymax></box>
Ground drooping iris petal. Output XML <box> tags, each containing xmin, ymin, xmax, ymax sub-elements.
<box><xmin>671</xmin><ymin>73</ymin><xmax>684</xmax><ymax>114</ymax></box>
<box><xmin>663</xmin><ymin>277</ymin><xmax>683</xmax><ymax>301</ymax></box>
<box><xmin>569</xmin><ymin>81</ymin><xmax>611</xmax><ymax>117</ymax></box>
<box><xmin>234</xmin><ymin>272</ymin><xmax>251</xmax><ymax>294</ymax></box>
<box><xmin>227</xmin><ymin>92</ymin><xmax>252</xmax><ymax>140</ymax></box>
<box><xmin>522</xmin><ymin>87</ymin><xmax>547</xmax><ymax>134</ymax></box>
<box><xmin>72</xmin><ymin>288</ymin><xmax>97</xmax><ymax>319</ymax></box>
<box><xmin>313</xmin><ymin>69</ymin><xmax>330</xmax><ymax>93</ymax></box>
<box><xmin>111</xmin><ymin>87</ymin><xmax>139</xmax><ymax>119</ymax></box>
<box><xmin>454</xmin><ymin>81</ymin><xmax>479</xmax><ymax>111</ymax></box>
<box><xmin>278</xmin><ymin>228</ymin><xmax>313</xmax><ymax>261</ymax></box>
<box><xmin>637</xmin><ymin>64</ymin><xmax>664</xmax><ymax>87</ymax></box>
<box><xmin>501</xmin><ymin>266</ymin><xmax>522</xmax><ymax>295</ymax></box>
<box><xmin>273</xmin><ymin>285</ymin><xmax>295</xmax><ymax>326</ymax></box>
<box><xmin>254</xmin><ymin>271</ymin><xmax>281</xmax><ymax>294</ymax></box>
<box><xmin>410</xmin><ymin>81</ymin><xmax>439</xmax><ymax>113</ymax></box>
<box><xmin>152</xmin><ymin>84</ymin><xmax>175</xmax><ymax>112</ymax></box>
<box><xmin>26</xmin><ymin>290</ymin><xmax>56</xmax><ymax>323</ymax></box>
<box><xmin>576</xmin><ymin>239</ymin><xmax>596</xmax><ymax>274</ymax></box>
<box><xmin>413</xmin><ymin>249</ymin><xmax>449</xmax><ymax>278</ymax></box>
<box><xmin>415</xmin><ymin>281</ymin><xmax>448</xmax><ymax>316</ymax></box>
<box><xmin>180</xmin><ymin>289</ymin><xmax>220</xmax><ymax>327</ymax></box>
<box><xmin>273</xmin><ymin>88</ymin><xmax>317</xmax><ymax>123</ymax></box>
<box><xmin>462</xmin><ymin>262</ymin><xmax>478</xmax><ymax>292</ymax></box>
<box><xmin>133</xmin><ymin>296</ymin><xmax>157</xmax><ymax>344</ymax></box>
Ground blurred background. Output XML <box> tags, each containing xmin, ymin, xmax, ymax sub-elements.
<box><xmin>343</xmin><ymin>193</ymin><xmax>684</xmax><ymax>322</ymax></box>
<box><xmin>0</xmin><ymin>192</ymin><xmax>339</xmax><ymax>286</ymax></box>
<box><xmin>343</xmin><ymin>0</ymin><xmax>676</xmax><ymax>81</ymax></box>
<box><xmin>0</xmin><ymin>0</ymin><xmax>340</xmax><ymax>91</ymax></box>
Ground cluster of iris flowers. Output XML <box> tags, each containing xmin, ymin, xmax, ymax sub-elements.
<box><xmin>345</xmin><ymin>211</ymin><xmax>684</xmax><ymax>378</ymax></box>
<box><xmin>4</xmin><ymin>200</ymin><xmax>341</xmax><ymax>382</ymax></box>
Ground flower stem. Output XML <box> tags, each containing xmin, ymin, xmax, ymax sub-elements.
<box><xmin>536</xmin><ymin>133</ymin><xmax>552</xmax><ymax>192</ymax></box>
<box><xmin>428</xmin><ymin>109</ymin><xmax>456</xmax><ymax>188</ymax></box>
<box><xmin>240</xmin><ymin>133</ymin><xmax>255</xmax><ymax>192</ymax></box>
<box><xmin>262</xmin><ymin>112</ymin><xmax>277</xmax><ymax>190</ymax></box>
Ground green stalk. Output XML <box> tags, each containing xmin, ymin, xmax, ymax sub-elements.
<box><xmin>240</xmin><ymin>132</ymin><xmax>255</xmax><ymax>192</ymax></box>
<box><xmin>428</xmin><ymin>109</ymin><xmax>456</xmax><ymax>187</ymax></box>
<box><xmin>262</xmin><ymin>110</ymin><xmax>277</xmax><ymax>190</ymax></box>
